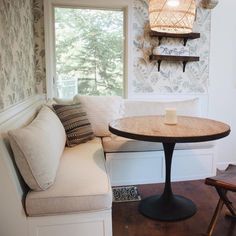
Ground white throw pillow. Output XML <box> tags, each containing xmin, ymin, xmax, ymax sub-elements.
<box><xmin>73</xmin><ymin>95</ymin><xmax>124</xmax><ymax>137</ymax></box>
<box><xmin>45</xmin><ymin>98</ymin><xmax>74</xmax><ymax>111</ymax></box>
<box><xmin>8</xmin><ymin>106</ymin><xmax>66</xmax><ymax>191</ymax></box>
<box><xmin>53</xmin><ymin>97</ymin><xmax>74</xmax><ymax>105</ymax></box>
<box><xmin>123</xmin><ymin>98</ymin><xmax>200</xmax><ymax>117</ymax></box>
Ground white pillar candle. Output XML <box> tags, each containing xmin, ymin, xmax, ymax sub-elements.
<box><xmin>164</xmin><ymin>108</ymin><xmax>177</xmax><ymax>125</ymax></box>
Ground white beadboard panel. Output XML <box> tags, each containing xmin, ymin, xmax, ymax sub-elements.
<box><xmin>171</xmin><ymin>148</ymin><xmax>216</xmax><ymax>182</ymax></box>
<box><xmin>0</xmin><ymin>95</ymin><xmax>45</xmax><ymax>126</ymax></box>
<box><xmin>28</xmin><ymin>210</ymin><xmax>112</xmax><ymax>236</ymax></box>
<box><xmin>37</xmin><ymin>222</ymin><xmax>104</xmax><ymax>236</ymax></box>
<box><xmin>106</xmin><ymin>147</ymin><xmax>216</xmax><ymax>186</ymax></box>
<box><xmin>106</xmin><ymin>152</ymin><xmax>164</xmax><ymax>186</ymax></box>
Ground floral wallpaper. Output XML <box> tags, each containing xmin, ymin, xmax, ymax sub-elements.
<box><xmin>132</xmin><ymin>0</ymin><xmax>211</xmax><ymax>94</ymax></box>
<box><xmin>33</xmin><ymin>0</ymin><xmax>46</xmax><ymax>94</ymax></box>
<box><xmin>0</xmin><ymin>0</ymin><xmax>37</xmax><ymax>110</ymax></box>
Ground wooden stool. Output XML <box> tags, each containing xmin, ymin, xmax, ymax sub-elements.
<box><xmin>205</xmin><ymin>164</ymin><xmax>236</xmax><ymax>236</ymax></box>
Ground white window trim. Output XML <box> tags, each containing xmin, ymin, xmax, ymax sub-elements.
<box><xmin>44</xmin><ymin>0</ymin><xmax>133</xmax><ymax>99</ymax></box>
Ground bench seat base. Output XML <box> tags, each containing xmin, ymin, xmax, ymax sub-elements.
<box><xmin>106</xmin><ymin>147</ymin><xmax>217</xmax><ymax>186</ymax></box>
<box><xmin>28</xmin><ymin>209</ymin><xmax>112</xmax><ymax>236</ymax></box>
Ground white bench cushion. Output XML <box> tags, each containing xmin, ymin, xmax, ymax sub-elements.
<box><xmin>102</xmin><ymin>135</ymin><xmax>215</xmax><ymax>153</ymax></box>
<box><xmin>25</xmin><ymin>138</ymin><xmax>112</xmax><ymax>216</ymax></box>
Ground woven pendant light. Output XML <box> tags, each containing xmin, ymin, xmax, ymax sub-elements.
<box><xmin>149</xmin><ymin>0</ymin><xmax>196</xmax><ymax>34</ymax></box>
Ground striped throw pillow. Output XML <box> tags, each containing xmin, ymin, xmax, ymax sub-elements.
<box><xmin>53</xmin><ymin>104</ymin><xmax>94</xmax><ymax>147</ymax></box>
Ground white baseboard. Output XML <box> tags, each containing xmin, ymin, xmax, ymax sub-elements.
<box><xmin>216</xmin><ymin>162</ymin><xmax>236</xmax><ymax>170</ymax></box>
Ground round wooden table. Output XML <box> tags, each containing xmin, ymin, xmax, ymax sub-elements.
<box><xmin>109</xmin><ymin>116</ymin><xmax>230</xmax><ymax>221</ymax></box>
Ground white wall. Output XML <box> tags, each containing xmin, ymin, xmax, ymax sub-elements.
<box><xmin>209</xmin><ymin>0</ymin><xmax>236</xmax><ymax>168</ymax></box>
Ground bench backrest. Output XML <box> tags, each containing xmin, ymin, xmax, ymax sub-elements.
<box><xmin>0</xmin><ymin>98</ymin><xmax>44</xmax><ymax>236</ymax></box>
<box><xmin>123</xmin><ymin>97</ymin><xmax>201</xmax><ymax>117</ymax></box>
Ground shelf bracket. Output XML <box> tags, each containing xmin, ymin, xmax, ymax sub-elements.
<box><xmin>183</xmin><ymin>38</ymin><xmax>188</xmax><ymax>46</ymax></box>
<box><xmin>183</xmin><ymin>61</ymin><xmax>187</xmax><ymax>72</ymax></box>
<box><xmin>158</xmin><ymin>60</ymin><xmax>162</xmax><ymax>72</ymax></box>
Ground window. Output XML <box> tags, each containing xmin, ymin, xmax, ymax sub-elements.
<box><xmin>54</xmin><ymin>7</ymin><xmax>124</xmax><ymax>98</ymax></box>
<box><xmin>44</xmin><ymin>0</ymin><xmax>131</xmax><ymax>99</ymax></box>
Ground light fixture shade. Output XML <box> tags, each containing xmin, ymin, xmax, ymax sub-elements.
<box><xmin>149</xmin><ymin>0</ymin><xmax>196</xmax><ymax>34</ymax></box>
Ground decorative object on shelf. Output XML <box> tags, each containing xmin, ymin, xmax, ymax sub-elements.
<box><xmin>149</xmin><ymin>0</ymin><xmax>196</xmax><ymax>34</ymax></box>
<box><xmin>164</xmin><ymin>108</ymin><xmax>177</xmax><ymax>125</ymax></box>
<box><xmin>199</xmin><ymin>0</ymin><xmax>219</xmax><ymax>9</ymax></box>
<box><xmin>149</xmin><ymin>31</ymin><xmax>200</xmax><ymax>46</ymax></box>
<box><xmin>149</xmin><ymin>30</ymin><xmax>200</xmax><ymax>72</ymax></box>
<box><xmin>149</xmin><ymin>55</ymin><xmax>200</xmax><ymax>72</ymax></box>
<box><xmin>153</xmin><ymin>45</ymin><xmax>190</xmax><ymax>56</ymax></box>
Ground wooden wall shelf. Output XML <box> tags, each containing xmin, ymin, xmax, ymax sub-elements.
<box><xmin>149</xmin><ymin>31</ymin><xmax>200</xmax><ymax>46</ymax></box>
<box><xmin>149</xmin><ymin>55</ymin><xmax>200</xmax><ymax>72</ymax></box>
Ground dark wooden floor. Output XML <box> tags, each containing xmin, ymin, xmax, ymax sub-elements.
<box><xmin>112</xmin><ymin>180</ymin><xmax>236</xmax><ymax>236</ymax></box>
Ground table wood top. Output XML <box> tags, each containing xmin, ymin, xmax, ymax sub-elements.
<box><xmin>109</xmin><ymin>116</ymin><xmax>230</xmax><ymax>143</ymax></box>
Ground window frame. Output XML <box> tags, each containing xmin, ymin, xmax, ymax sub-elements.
<box><xmin>44</xmin><ymin>0</ymin><xmax>133</xmax><ymax>99</ymax></box>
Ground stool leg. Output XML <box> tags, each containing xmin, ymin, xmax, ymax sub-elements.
<box><xmin>224</xmin><ymin>198</ymin><xmax>236</xmax><ymax>218</ymax></box>
<box><xmin>206</xmin><ymin>198</ymin><xmax>224</xmax><ymax>236</ymax></box>
<box><xmin>217</xmin><ymin>188</ymin><xmax>236</xmax><ymax>217</ymax></box>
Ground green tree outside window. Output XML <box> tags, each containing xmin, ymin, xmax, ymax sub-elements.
<box><xmin>55</xmin><ymin>8</ymin><xmax>124</xmax><ymax>97</ymax></box>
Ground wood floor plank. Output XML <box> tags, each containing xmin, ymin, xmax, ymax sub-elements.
<box><xmin>112</xmin><ymin>180</ymin><xmax>236</xmax><ymax>236</ymax></box>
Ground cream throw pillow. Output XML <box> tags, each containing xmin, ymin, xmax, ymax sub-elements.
<box><xmin>123</xmin><ymin>98</ymin><xmax>200</xmax><ymax>117</ymax></box>
<box><xmin>53</xmin><ymin>97</ymin><xmax>74</xmax><ymax>105</ymax></box>
<box><xmin>8</xmin><ymin>106</ymin><xmax>66</xmax><ymax>191</ymax></box>
<box><xmin>73</xmin><ymin>95</ymin><xmax>124</xmax><ymax>137</ymax></box>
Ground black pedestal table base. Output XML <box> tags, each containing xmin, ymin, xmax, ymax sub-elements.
<box><xmin>139</xmin><ymin>142</ymin><xmax>197</xmax><ymax>221</ymax></box>
<box><xmin>139</xmin><ymin>194</ymin><xmax>197</xmax><ymax>221</ymax></box>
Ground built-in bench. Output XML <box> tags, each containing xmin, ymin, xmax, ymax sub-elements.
<box><xmin>0</xmin><ymin>98</ymin><xmax>112</xmax><ymax>236</ymax></box>
<box><xmin>0</xmin><ymin>95</ymin><xmax>216</xmax><ymax>236</ymax></box>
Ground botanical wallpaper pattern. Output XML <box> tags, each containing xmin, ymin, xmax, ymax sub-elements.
<box><xmin>33</xmin><ymin>0</ymin><xmax>46</xmax><ymax>94</ymax></box>
<box><xmin>0</xmin><ymin>0</ymin><xmax>36</xmax><ymax>110</ymax></box>
<box><xmin>133</xmin><ymin>0</ymin><xmax>211</xmax><ymax>94</ymax></box>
